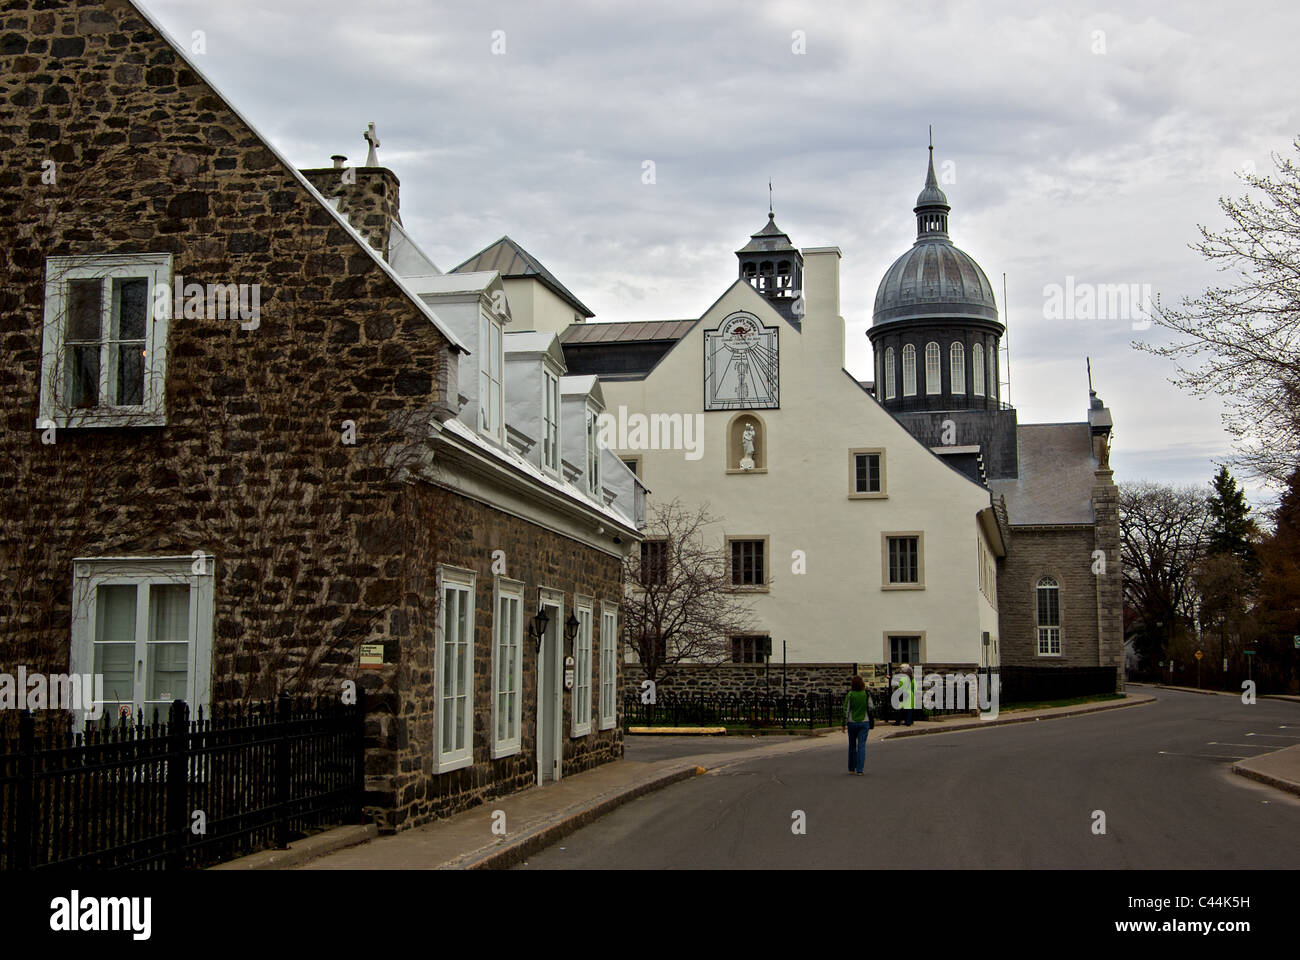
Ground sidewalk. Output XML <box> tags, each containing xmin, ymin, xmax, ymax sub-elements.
<box><xmin>1128</xmin><ymin>682</ymin><xmax>1300</xmax><ymax>703</ymax></box>
<box><xmin>1233</xmin><ymin>744</ymin><xmax>1300</xmax><ymax>798</ymax></box>
<box><xmin>223</xmin><ymin>692</ymin><xmax>1152</xmax><ymax>870</ymax></box>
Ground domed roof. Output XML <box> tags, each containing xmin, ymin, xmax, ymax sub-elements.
<box><xmin>873</xmin><ymin>239</ymin><xmax>998</xmax><ymax>326</ymax></box>
<box><xmin>872</xmin><ymin>143</ymin><xmax>1000</xmax><ymax>328</ymax></box>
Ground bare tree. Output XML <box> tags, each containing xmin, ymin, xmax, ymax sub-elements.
<box><xmin>622</xmin><ymin>499</ymin><xmax>756</xmax><ymax>685</ymax></box>
<box><xmin>1135</xmin><ymin>136</ymin><xmax>1300</xmax><ymax>488</ymax></box>
<box><xmin>1120</xmin><ymin>482</ymin><xmax>1212</xmax><ymax>669</ymax></box>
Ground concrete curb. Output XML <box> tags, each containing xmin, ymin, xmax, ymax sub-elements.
<box><xmin>880</xmin><ymin>693</ymin><xmax>1155</xmax><ymax>739</ymax></box>
<box><xmin>1232</xmin><ymin>763</ymin><xmax>1300</xmax><ymax>798</ymax></box>
<box><xmin>1128</xmin><ymin>682</ymin><xmax>1300</xmax><ymax>703</ymax></box>
<box><xmin>210</xmin><ymin>823</ymin><xmax>378</xmax><ymax>870</ymax></box>
<box><xmin>462</xmin><ymin>765</ymin><xmax>704</xmax><ymax>870</ymax></box>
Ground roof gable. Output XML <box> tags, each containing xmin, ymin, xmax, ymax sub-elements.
<box><xmin>452</xmin><ymin>236</ymin><xmax>594</xmax><ymax>318</ymax></box>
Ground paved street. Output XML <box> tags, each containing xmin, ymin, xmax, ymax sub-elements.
<box><xmin>518</xmin><ymin>688</ymin><xmax>1300</xmax><ymax>868</ymax></box>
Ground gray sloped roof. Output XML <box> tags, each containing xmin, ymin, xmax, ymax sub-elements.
<box><xmin>452</xmin><ymin>236</ymin><xmax>594</xmax><ymax>318</ymax></box>
<box><xmin>989</xmin><ymin>423</ymin><xmax>1097</xmax><ymax>525</ymax></box>
<box><xmin>560</xmin><ymin>320</ymin><xmax>695</xmax><ymax>344</ymax></box>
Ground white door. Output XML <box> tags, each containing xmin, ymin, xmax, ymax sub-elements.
<box><xmin>537</xmin><ymin>602</ymin><xmax>562</xmax><ymax>784</ymax></box>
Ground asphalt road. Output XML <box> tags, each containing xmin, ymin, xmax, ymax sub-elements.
<box><xmin>519</xmin><ymin>688</ymin><xmax>1300</xmax><ymax>869</ymax></box>
<box><xmin>623</xmin><ymin>734</ymin><xmax>806</xmax><ymax>763</ymax></box>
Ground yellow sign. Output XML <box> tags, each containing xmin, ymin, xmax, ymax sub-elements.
<box><xmin>360</xmin><ymin>643</ymin><xmax>385</xmax><ymax>669</ymax></box>
<box><xmin>1194</xmin><ymin>650</ymin><xmax>1203</xmax><ymax>661</ymax></box>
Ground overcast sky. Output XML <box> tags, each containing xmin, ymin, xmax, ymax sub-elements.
<box><xmin>141</xmin><ymin>0</ymin><xmax>1300</xmax><ymax>506</ymax></box>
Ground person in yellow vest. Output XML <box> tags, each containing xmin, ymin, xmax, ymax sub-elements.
<box><xmin>895</xmin><ymin>664</ymin><xmax>915</xmax><ymax>726</ymax></box>
<box><xmin>843</xmin><ymin>675</ymin><xmax>871</xmax><ymax>775</ymax></box>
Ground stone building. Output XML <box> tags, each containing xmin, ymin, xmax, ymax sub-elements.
<box><xmin>0</xmin><ymin>0</ymin><xmax>641</xmax><ymax>832</ymax></box>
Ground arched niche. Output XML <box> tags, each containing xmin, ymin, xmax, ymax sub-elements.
<box><xmin>726</xmin><ymin>412</ymin><xmax>767</xmax><ymax>474</ymax></box>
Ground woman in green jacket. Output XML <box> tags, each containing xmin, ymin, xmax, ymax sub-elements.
<box><xmin>843</xmin><ymin>675</ymin><xmax>871</xmax><ymax>775</ymax></box>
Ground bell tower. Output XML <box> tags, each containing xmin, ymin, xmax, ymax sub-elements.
<box><xmin>736</xmin><ymin>195</ymin><xmax>804</xmax><ymax>323</ymax></box>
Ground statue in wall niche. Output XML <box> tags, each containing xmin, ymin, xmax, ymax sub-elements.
<box><xmin>740</xmin><ymin>422</ymin><xmax>756</xmax><ymax>471</ymax></box>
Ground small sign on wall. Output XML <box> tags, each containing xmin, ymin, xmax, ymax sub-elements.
<box><xmin>564</xmin><ymin>655</ymin><xmax>575</xmax><ymax>691</ymax></box>
<box><xmin>360</xmin><ymin>643</ymin><xmax>385</xmax><ymax>669</ymax></box>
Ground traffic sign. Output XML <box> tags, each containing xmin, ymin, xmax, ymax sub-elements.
<box><xmin>1293</xmin><ymin>635</ymin><xmax>1299</xmax><ymax>649</ymax></box>
<box><xmin>1194</xmin><ymin>650</ymin><xmax>1203</xmax><ymax>661</ymax></box>
<box><xmin>1244</xmin><ymin>650</ymin><xmax>1255</xmax><ymax>656</ymax></box>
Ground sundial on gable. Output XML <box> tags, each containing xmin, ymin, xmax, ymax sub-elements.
<box><xmin>704</xmin><ymin>312</ymin><xmax>779</xmax><ymax>410</ymax></box>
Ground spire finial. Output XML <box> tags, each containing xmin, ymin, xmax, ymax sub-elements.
<box><xmin>768</xmin><ymin>178</ymin><xmax>773</xmax><ymax>218</ymax></box>
<box><xmin>364</xmin><ymin>121</ymin><xmax>380</xmax><ymax>166</ymax></box>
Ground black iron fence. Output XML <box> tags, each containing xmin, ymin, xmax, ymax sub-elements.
<box><xmin>997</xmin><ymin>666</ymin><xmax>1117</xmax><ymax>703</ymax></box>
<box><xmin>0</xmin><ymin>693</ymin><xmax>365</xmax><ymax>870</ymax></box>
<box><xmin>623</xmin><ymin>692</ymin><xmax>840</xmax><ymax>729</ymax></box>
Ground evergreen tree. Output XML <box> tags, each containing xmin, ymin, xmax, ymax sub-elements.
<box><xmin>1206</xmin><ymin>466</ymin><xmax>1258</xmax><ymax>573</ymax></box>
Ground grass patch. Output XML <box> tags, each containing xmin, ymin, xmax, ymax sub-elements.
<box><xmin>999</xmin><ymin>692</ymin><xmax>1125</xmax><ymax>712</ymax></box>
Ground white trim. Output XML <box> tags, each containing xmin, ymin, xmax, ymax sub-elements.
<box><xmin>433</xmin><ymin>565</ymin><xmax>476</xmax><ymax>773</ymax></box>
<box><xmin>68</xmin><ymin>555</ymin><xmax>214</xmax><ymax>726</ymax></box>
<box><xmin>571</xmin><ymin>596</ymin><xmax>594</xmax><ymax>737</ymax></box>
<box><xmin>536</xmin><ymin>589</ymin><xmax>564</xmax><ymax>785</ymax></box>
<box><xmin>491</xmin><ymin>577</ymin><xmax>525</xmax><ymax>758</ymax></box>
<box><xmin>39</xmin><ymin>254</ymin><xmax>172</xmax><ymax>429</ymax></box>
<box><xmin>599</xmin><ymin>602</ymin><xmax>618</xmax><ymax>731</ymax></box>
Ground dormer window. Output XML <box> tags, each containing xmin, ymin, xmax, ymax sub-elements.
<box><xmin>542</xmin><ymin>369</ymin><xmax>560</xmax><ymax>474</ymax></box>
<box><xmin>585</xmin><ymin>405</ymin><xmax>601</xmax><ymax>497</ymax></box>
<box><xmin>478</xmin><ymin>308</ymin><xmax>504</xmax><ymax>441</ymax></box>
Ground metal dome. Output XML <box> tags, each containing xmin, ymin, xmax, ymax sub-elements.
<box><xmin>872</xmin><ymin>238</ymin><xmax>999</xmax><ymax>326</ymax></box>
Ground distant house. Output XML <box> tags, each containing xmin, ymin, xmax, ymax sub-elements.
<box><xmin>0</xmin><ymin>0</ymin><xmax>641</xmax><ymax>831</ymax></box>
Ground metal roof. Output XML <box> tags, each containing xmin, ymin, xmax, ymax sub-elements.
<box><xmin>560</xmin><ymin>320</ymin><xmax>695</xmax><ymax>344</ymax></box>
<box><xmin>451</xmin><ymin>236</ymin><xmax>594</xmax><ymax>318</ymax></box>
<box><xmin>989</xmin><ymin>423</ymin><xmax>1098</xmax><ymax>525</ymax></box>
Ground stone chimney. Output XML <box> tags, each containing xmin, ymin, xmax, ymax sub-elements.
<box><xmin>300</xmin><ymin>128</ymin><xmax>402</xmax><ymax>260</ymax></box>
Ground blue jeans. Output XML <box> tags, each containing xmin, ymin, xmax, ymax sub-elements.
<box><xmin>847</xmin><ymin>721</ymin><xmax>869</xmax><ymax>773</ymax></box>
<box><xmin>902</xmin><ymin>708</ymin><xmax>914</xmax><ymax>726</ymax></box>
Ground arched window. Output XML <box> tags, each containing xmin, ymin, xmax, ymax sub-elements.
<box><xmin>902</xmin><ymin>344</ymin><xmax>916</xmax><ymax>397</ymax></box>
<box><xmin>777</xmin><ymin>260</ymin><xmax>791</xmax><ymax>291</ymax></box>
<box><xmin>987</xmin><ymin>343</ymin><xmax>997</xmax><ymax>401</ymax></box>
<box><xmin>972</xmin><ymin>342</ymin><xmax>985</xmax><ymax>396</ymax></box>
<box><xmin>1036</xmin><ymin>577</ymin><xmax>1060</xmax><ymax>655</ymax></box>
<box><xmin>950</xmin><ymin>342</ymin><xmax>965</xmax><ymax>394</ymax></box>
<box><xmin>884</xmin><ymin>347</ymin><xmax>895</xmax><ymax>400</ymax></box>
<box><xmin>925</xmin><ymin>342</ymin><xmax>941</xmax><ymax>394</ymax></box>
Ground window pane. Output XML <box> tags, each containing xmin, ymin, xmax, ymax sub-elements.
<box><xmin>96</xmin><ymin>585</ymin><xmax>137</xmax><ymax>642</ymax></box>
<box><xmin>114</xmin><ymin>278</ymin><xmax>148</xmax><ymax>341</ymax></box>
<box><xmin>93</xmin><ymin>642</ymin><xmax>135</xmax><ymax>707</ymax></box>
<box><xmin>115</xmin><ymin>343</ymin><xmax>145</xmax><ymax>405</ymax></box>
<box><xmin>67</xmin><ymin>279</ymin><xmax>102</xmax><ymax>341</ymax></box>
<box><xmin>147</xmin><ymin>584</ymin><xmax>190</xmax><ymax>701</ymax></box>
<box><xmin>68</xmin><ymin>344</ymin><xmax>100</xmax><ymax>407</ymax></box>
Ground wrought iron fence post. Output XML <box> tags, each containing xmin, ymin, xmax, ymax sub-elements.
<box><xmin>275</xmin><ymin>692</ymin><xmax>291</xmax><ymax>849</ymax></box>
<box><xmin>165</xmin><ymin>699</ymin><xmax>189</xmax><ymax>870</ymax></box>
<box><xmin>15</xmin><ymin>710</ymin><xmax>34</xmax><ymax>870</ymax></box>
<box><xmin>352</xmin><ymin>688</ymin><xmax>366</xmax><ymax>824</ymax></box>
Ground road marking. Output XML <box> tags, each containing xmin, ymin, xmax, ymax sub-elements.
<box><xmin>1246</xmin><ymin>732</ymin><xmax>1300</xmax><ymax>739</ymax></box>
<box><xmin>1207</xmin><ymin>742</ymin><xmax>1267</xmax><ymax>748</ymax></box>
<box><xmin>1159</xmin><ymin>750</ymin><xmax>1248</xmax><ymax>760</ymax></box>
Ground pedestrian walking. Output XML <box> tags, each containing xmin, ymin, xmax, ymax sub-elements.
<box><xmin>843</xmin><ymin>675</ymin><xmax>871</xmax><ymax>775</ymax></box>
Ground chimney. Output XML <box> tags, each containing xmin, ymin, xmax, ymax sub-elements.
<box><xmin>300</xmin><ymin>126</ymin><xmax>402</xmax><ymax>259</ymax></box>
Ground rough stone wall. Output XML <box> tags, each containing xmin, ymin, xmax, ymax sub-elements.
<box><xmin>1091</xmin><ymin>468</ymin><xmax>1125</xmax><ymax>690</ymax></box>
<box><xmin>995</xmin><ymin>525</ymin><xmax>1103</xmax><ymax>668</ymax></box>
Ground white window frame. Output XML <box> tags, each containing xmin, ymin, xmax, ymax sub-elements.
<box><xmin>491</xmin><ymin>577</ymin><xmax>525</xmax><ymax>758</ymax></box>
<box><xmin>988</xmin><ymin>343</ymin><xmax>997</xmax><ymax>401</ymax></box>
<box><xmin>572</xmin><ymin>597</ymin><xmax>593</xmax><ymax>737</ymax></box>
<box><xmin>884</xmin><ymin>347</ymin><xmax>895</xmax><ymax>400</ymax></box>
<box><xmin>39</xmin><ymin>254</ymin><xmax>172</xmax><ymax>429</ymax></box>
<box><xmin>542</xmin><ymin>369</ymin><xmax>561</xmax><ymax>475</ymax></box>
<box><xmin>849</xmin><ymin>448</ymin><xmax>886</xmax><ymax>498</ymax></box>
<box><xmin>585</xmin><ymin>405</ymin><xmax>601</xmax><ymax>497</ymax></box>
<box><xmin>599</xmin><ymin>603</ymin><xmax>618</xmax><ymax>731</ymax></box>
<box><xmin>950</xmin><ymin>342</ymin><xmax>965</xmax><ymax>394</ymax></box>
<box><xmin>902</xmin><ymin>344</ymin><xmax>917</xmax><ymax>397</ymax></box>
<box><xmin>972</xmin><ymin>342</ymin><xmax>985</xmax><ymax>396</ymax></box>
<box><xmin>1036</xmin><ymin>576</ymin><xmax>1061</xmax><ymax>657</ymax></box>
<box><xmin>478</xmin><ymin>309</ymin><xmax>504</xmax><ymax>442</ymax></box>
<box><xmin>925</xmin><ymin>341</ymin><xmax>941</xmax><ymax>395</ymax></box>
<box><xmin>434</xmin><ymin>565</ymin><xmax>477</xmax><ymax>772</ymax></box>
<box><xmin>68</xmin><ymin>555</ymin><xmax>214</xmax><ymax>727</ymax></box>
